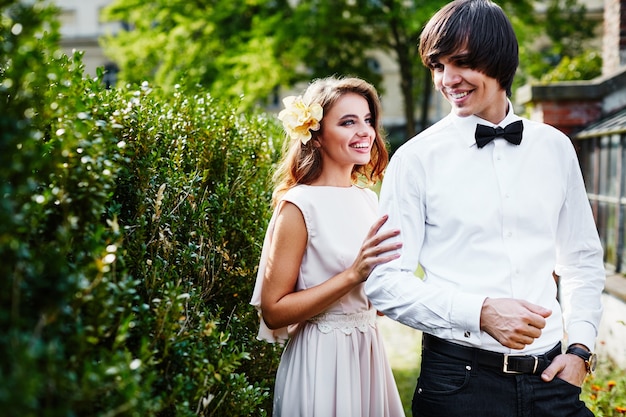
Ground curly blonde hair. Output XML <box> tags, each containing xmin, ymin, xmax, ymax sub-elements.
<box><xmin>271</xmin><ymin>76</ymin><xmax>389</xmax><ymax>206</ymax></box>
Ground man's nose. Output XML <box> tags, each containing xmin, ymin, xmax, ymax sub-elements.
<box><xmin>442</xmin><ymin>66</ymin><xmax>462</xmax><ymax>87</ymax></box>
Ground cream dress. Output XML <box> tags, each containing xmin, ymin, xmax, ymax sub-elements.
<box><xmin>251</xmin><ymin>184</ymin><xmax>405</xmax><ymax>417</ymax></box>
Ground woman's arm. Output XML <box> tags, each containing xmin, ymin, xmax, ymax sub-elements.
<box><xmin>260</xmin><ymin>202</ymin><xmax>400</xmax><ymax>329</ymax></box>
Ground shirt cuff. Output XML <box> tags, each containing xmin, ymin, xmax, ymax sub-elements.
<box><xmin>450</xmin><ymin>292</ymin><xmax>487</xmax><ymax>345</ymax></box>
<box><xmin>567</xmin><ymin>321</ymin><xmax>598</xmax><ymax>352</ymax></box>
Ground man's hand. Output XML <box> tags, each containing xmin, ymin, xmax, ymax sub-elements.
<box><xmin>541</xmin><ymin>353</ymin><xmax>588</xmax><ymax>386</ymax></box>
<box><xmin>480</xmin><ymin>298</ymin><xmax>552</xmax><ymax>349</ymax></box>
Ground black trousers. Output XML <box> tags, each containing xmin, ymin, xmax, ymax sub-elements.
<box><xmin>412</xmin><ymin>340</ymin><xmax>594</xmax><ymax>417</ymax></box>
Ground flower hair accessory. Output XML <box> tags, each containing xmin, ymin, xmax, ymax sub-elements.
<box><xmin>277</xmin><ymin>95</ymin><xmax>323</xmax><ymax>145</ymax></box>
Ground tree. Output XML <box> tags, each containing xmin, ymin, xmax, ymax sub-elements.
<box><xmin>356</xmin><ymin>0</ymin><xmax>444</xmax><ymax>136</ymax></box>
<box><xmin>101</xmin><ymin>0</ymin><xmax>601</xmax><ymax>140</ymax></box>
<box><xmin>101</xmin><ymin>0</ymin><xmax>294</xmax><ymax>108</ymax></box>
<box><xmin>358</xmin><ymin>0</ymin><xmax>599</xmax><ymax>135</ymax></box>
<box><xmin>516</xmin><ymin>0</ymin><xmax>601</xmax><ymax>84</ymax></box>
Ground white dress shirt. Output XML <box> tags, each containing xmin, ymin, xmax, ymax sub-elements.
<box><xmin>365</xmin><ymin>103</ymin><xmax>606</xmax><ymax>354</ymax></box>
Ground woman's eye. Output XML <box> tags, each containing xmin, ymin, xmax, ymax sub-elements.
<box><xmin>341</xmin><ymin>119</ymin><xmax>355</xmax><ymax>126</ymax></box>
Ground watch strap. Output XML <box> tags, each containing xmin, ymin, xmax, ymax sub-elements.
<box><xmin>566</xmin><ymin>346</ymin><xmax>595</xmax><ymax>374</ymax></box>
<box><xmin>566</xmin><ymin>346</ymin><xmax>591</xmax><ymax>361</ymax></box>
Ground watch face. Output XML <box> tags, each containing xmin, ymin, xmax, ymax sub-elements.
<box><xmin>588</xmin><ymin>353</ymin><xmax>598</xmax><ymax>373</ymax></box>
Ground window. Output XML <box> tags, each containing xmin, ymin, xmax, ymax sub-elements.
<box><xmin>576</xmin><ymin>110</ymin><xmax>626</xmax><ymax>273</ymax></box>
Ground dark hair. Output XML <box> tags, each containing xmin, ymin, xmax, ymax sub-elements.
<box><xmin>419</xmin><ymin>0</ymin><xmax>519</xmax><ymax>96</ymax></box>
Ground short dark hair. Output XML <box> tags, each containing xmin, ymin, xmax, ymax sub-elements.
<box><xmin>419</xmin><ymin>0</ymin><xmax>519</xmax><ymax>96</ymax></box>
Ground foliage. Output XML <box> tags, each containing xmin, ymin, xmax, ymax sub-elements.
<box><xmin>280</xmin><ymin>1</ymin><xmax>385</xmax><ymax>88</ymax></box>
<box><xmin>513</xmin><ymin>0</ymin><xmax>601</xmax><ymax>85</ymax></box>
<box><xmin>539</xmin><ymin>50</ymin><xmax>603</xmax><ymax>83</ymax></box>
<box><xmin>392</xmin><ymin>366</ymin><xmax>419</xmax><ymax>416</ymax></box>
<box><xmin>100</xmin><ymin>0</ymin><xmax>293</xmax><ymax>109</ymax></box>
<box><xmin>108</xmin><ymin>82</ymin><xmax>284</xmax><ymax>415</ymax></box>
<box><xmin>582</xmin><ymin>358</ymin><xmax>626</xmax><ymax>416</ymax></box>
<box><xmin>355</xmin><ymin>0</ymin><xmax>446</xmax><ymax>136</ymax></box>
<box><xmin>1</xmin><ymin>2</ymin><xmax>153</xmax><ymax>415</ymax></box>
<box><xmin>99</xmin><ymin>0</ymin><xmax>440</xmax><ymax>136</ymax></box>
<box><xmin>1</xmin><ymin>0</ymin><xmax>284</xmax><ymax>415</ymax></box>
<box><xmin>100</xmin><ymin>0</ymin><xmax>599</xmax><ymax>141</ymax></box>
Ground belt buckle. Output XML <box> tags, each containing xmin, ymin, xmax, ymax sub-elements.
<box><xmin>503</xmin><ymin>354</ymin><xmax>538</xmax><ymax>374</ymax></box>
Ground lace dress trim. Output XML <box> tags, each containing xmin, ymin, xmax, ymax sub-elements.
<box><xmin>308</xmin><ymin>308</ymin><xmax>377</xmax><ymax>334</ymax></box>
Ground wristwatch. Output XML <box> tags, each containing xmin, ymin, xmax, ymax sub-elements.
<box><xmin>566</xmin><ymin>345</ymin><xmax>597</xmax><ymax>374</ymax></box>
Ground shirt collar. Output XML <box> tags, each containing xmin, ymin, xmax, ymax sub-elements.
<box><xmin>450</xmin><ymin>99</ymin><xmax>522</xmax><ymax>148</ymax></box>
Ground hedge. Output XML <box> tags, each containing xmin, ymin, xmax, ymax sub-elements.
<box><xmin>1</xmin><ymin>1</ymin><xmax>283</xmax><ymax>415</ymax></box>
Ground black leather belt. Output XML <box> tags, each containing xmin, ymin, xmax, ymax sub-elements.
<box><xmin>423</xmin><ymin>334</ymin><xmax>561</xmax><ymax>375</ymax></box>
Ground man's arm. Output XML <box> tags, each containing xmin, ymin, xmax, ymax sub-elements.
<box><xmin>365</xmin><ymin>151</ymin><xmax>486</xmax><ymax>342</ymax></box>
<box><xmin>544</xmin><ymin>143</ymin><xmax>605</xmax><ymax>386</ymax></box>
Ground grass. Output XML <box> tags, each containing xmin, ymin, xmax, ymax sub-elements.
<box><xmin>392</xmin><ymin>367</ymin><xmax>419</xmax><ymax>416</ymax></box>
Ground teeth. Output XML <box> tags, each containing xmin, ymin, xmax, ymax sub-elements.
<box><xmin>351</xmin><ymin>143</ymin><xmax>369</xmax><ymax>148</ymax></box>
<box><xmin>450</xmin><ymin>91</ymin><xmax>469</xmax><ymax>99</ymax></box>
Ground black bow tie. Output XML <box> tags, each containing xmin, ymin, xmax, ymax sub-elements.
<box><xmin>474</xmin><ymin>120</ymin><xmax>523</xmax><ymax>148</ymax></box>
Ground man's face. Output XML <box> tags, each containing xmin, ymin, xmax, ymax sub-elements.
<box><xmin>431</xmin><ymin>52</ymin><xmax>508</xmax><ymax>124</ymax></box>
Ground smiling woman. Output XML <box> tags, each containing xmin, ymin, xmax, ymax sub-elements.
<box><xmin>312</xmin><ymin>92</ymin><xmax>377</xmax><ymax>186</ymax></box>
<box><xmin>250</xmin><ymin>76</ymin><xmax>406</xmax><ymax>417</ymax></box>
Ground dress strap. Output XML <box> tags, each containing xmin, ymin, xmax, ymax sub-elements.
<box><xmin>308</xmin><ymin>308</ymin><xmax>377</xmax><ymax>335</ymax></box>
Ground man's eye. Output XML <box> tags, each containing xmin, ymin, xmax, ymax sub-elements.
<box><xmin>431</xmin><ymin>63</ymin><xmax>443</xmax><ymax>71</ymax></box>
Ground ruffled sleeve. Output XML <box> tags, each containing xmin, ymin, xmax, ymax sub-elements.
<box><xmin>250</xmin><ymin>205</ymin><xmax>291</xmax><ymax>344</ymax></box>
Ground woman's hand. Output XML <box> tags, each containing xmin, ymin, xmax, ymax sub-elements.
<box><xmin>350</xmin><ymin>215</ymin><xmax>402</xmax><ymax>283</ymax></box>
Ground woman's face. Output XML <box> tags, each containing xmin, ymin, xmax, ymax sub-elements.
<box><xmin>317</xmin><ymin>92</ymin><xmax>375</xmax><ymax>171</ymax></box>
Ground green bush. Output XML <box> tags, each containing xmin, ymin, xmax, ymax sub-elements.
<box><xmin>1</xmin><ymin>1</ymin><xmax>283</xmax><ymax>415</ymax></box>
<box><xmin>107</xmin><ymin>82</ymin><xmax>284</xmax><ymax>416</ymax></box>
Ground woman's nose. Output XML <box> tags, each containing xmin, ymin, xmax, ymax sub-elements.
<box><xmin>357</xmin><ymin>121</ymin><xmax>372</xmax><ymax>136</ymax></box>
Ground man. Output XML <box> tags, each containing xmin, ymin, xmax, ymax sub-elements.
<box><xmin>364</xmin><ymin>1</ymin><xmax>606</xmax><ymax>416</ymax></box>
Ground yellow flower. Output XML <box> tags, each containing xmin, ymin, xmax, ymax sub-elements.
<box><xmin>277</xmin><ymin>95</ymin><xmax>323</xmax><ymax>145</ymax></box>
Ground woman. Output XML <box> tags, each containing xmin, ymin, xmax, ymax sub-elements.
<box><xmin>251</xmin><ymin>76</ymin><xmax>405</xmax><ymax>417</ymax></box>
